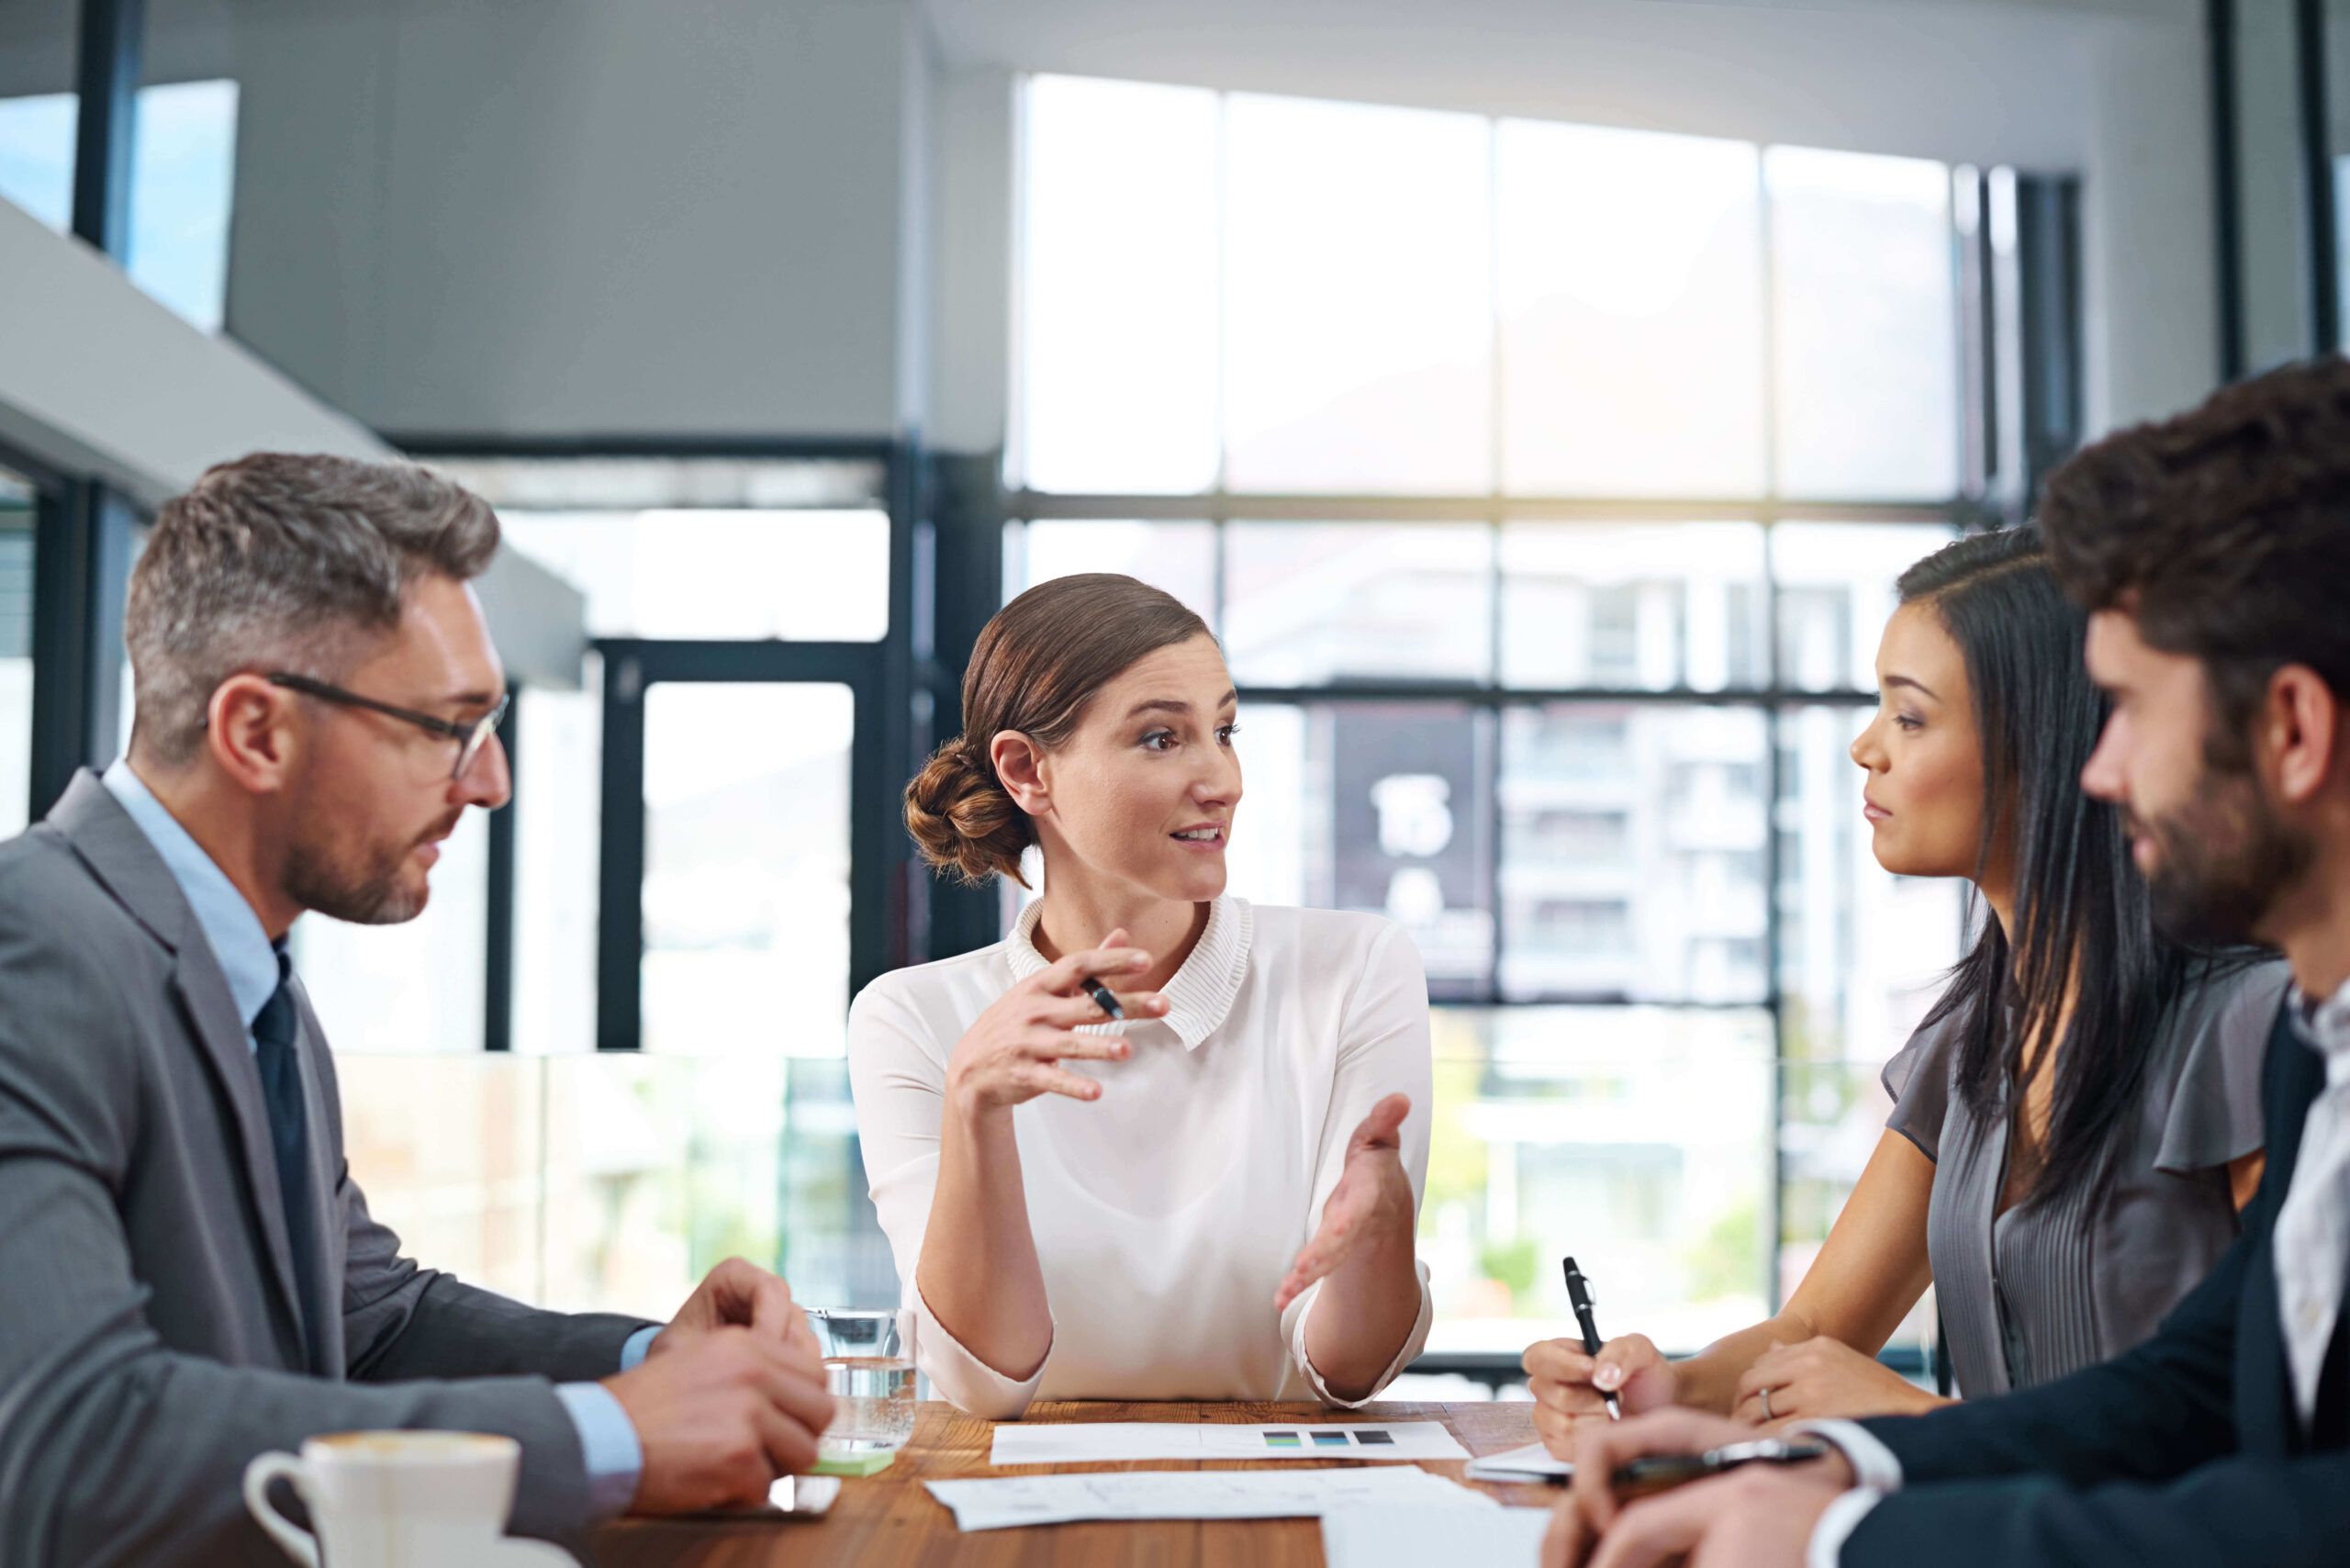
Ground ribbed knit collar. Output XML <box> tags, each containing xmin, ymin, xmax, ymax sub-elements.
<box><xmin>1007</xmin><ymin>896</ymin><xmax>1255</xmax><ymax>1051</ymax></box>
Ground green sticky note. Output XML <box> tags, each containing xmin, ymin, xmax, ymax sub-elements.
<box><xmin>811</xmin><ymin>1449</ymin><xmax>898</xmax><ymax>1478</ymax></box>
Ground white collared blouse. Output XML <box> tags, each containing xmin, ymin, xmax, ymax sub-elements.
<box><xmin>846</xmin><ymin>896</ymin><xmax>1436</xmax><ymax>1418</ymax></box>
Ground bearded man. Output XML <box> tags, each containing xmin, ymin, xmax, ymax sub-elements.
<box><xmin>1548</xmin><ymin>357</ymin><xmax>2350</xmax><ymax>1568</ymax></box>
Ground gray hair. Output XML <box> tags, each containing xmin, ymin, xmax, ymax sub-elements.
<box><xmin>125</xmin><ymin>453</ymin><xmax>500</xmax><ymax>767</ymax></box>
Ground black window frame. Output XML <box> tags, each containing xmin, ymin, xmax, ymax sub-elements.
<box><xmin>394</xmin><ymin>435</ymin><xmax>930</xmax><ymax>1058</ymax></box>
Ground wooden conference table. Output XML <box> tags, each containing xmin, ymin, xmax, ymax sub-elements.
<box><xmin>594</xmin><ymin>1401</ymin><xmax>1554</xmax><ymax>1567</ymax></box>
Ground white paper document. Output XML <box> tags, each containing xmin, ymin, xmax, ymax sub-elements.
<box><xmin>926</xmin><ymin>1465</ymin><xmax>1491</xmax><ymax>1531</ymax></box>
<box><xmin>1322</xmin><ymin>1502</ymin><xmax>1554</xmax><ymax>1568</ymax></box>
<box><xmin>1463</xmin><ymin>1440</ymin><xmax>1573</xmax><ymax>1483</ymax></box>
<box><xmin>989</xmin><ymin>1420</ymin><xmax>1470</xmax><ymax>1466</ymax></box>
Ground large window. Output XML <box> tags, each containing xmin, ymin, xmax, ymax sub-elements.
<box><xmin>297</xmin><ymin>454</ymin><xmax>896</xmax><ymax>1062</ymax></box>
<box><xmin>330</xmin><ymin>451</ymin><xmax>905</xmax><ymax>1318</ymax></box>
<box><xmin>1016</xmin><ymin>76</ymin><xmax>1966</xmax><ymax>502</ymax></box>
<box><xmin>1012</xmin><ymin>74</ymin><xmax>2006</xmax><ymax>1362</ymax></box>
<box><xmin>2326</xmin><ymin>0</ymin><xmax>2350</xmax><ymax>350</ymax></box>
<box><xmin>0</xmin><ymin>0</ymin><xmax>78</xmax><ymax>239</ymax></box>
<box><xmin>0</xmin><ymin>465</ymin><xmax>34</xmax><ymax>838</ymax></box>
<box><xmin>429</xmin><ymin>452</ymin><xmax>891</xmax><ymax>1058</ymax></box>
<box><xmin>0</xmin><ymin>73</ymin><xmax>239</xmax><ymax>332</ymax></box>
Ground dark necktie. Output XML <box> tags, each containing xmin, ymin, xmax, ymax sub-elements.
<box><xmin>252</xmin><ymin>951</ymin><xmax>320</xmax><ymax>1366</ymax></box>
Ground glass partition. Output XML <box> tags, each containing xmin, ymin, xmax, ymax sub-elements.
<box><xmin>337</xmin><ymin>1051</ymin><xmax>891</xmax><ymax>1322</ymax></box>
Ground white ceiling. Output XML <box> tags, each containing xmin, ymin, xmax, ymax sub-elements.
<box><xmin>924</xmin><ymin>0</ymin><xmax>2200</xmax><ymax>70</ymax></box>
<box><xmin>921</xmin><ymin>0</ymin><xmax>2202</xmax><ymax>169</ymax></box>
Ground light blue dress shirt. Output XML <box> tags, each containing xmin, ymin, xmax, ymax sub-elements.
<box><xmin>101</xmin><ymin>762</ymin><xmax>659</xmax><ymax>1518</ymax></box>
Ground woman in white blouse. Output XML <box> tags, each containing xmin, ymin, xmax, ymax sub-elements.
<box><xmin>847</xmin><ymin>573</ymin><xmax>1435</xmax><ymax>1418</ymax></box>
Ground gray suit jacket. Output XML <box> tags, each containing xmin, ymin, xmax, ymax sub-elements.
<box><xmin>0</xmin><ymin>772</ymin><xmax>657</xmax><ymax>1565</ymax></box>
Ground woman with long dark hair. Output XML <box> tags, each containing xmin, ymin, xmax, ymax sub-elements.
<box><xmin>1523</xmin><ymin>525</ymin><xmax>2286</xmax><ymax>1444</ymax></box>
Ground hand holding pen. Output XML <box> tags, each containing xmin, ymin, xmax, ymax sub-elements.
<box><xmin>1523</xmin><ymin>1262</ymin><xmax>1678</xmax><ymax>1458</ymax></box>
<box><xmin>1562</xmin><ymin>1258</ymin><xmax>1619</xmax><ymax>1421</ymax></box>
<box><xmin>943</xmin><ymin>928</ymin><xmax>1169</xmax><ymax>1115</ymax></box>
<box><xmin>1539</xmin><ymin>1406</ymin><xmax>1856</xmax><ymax>1568</ymax></box>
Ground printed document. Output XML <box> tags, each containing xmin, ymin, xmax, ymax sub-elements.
<box><xmin>989</xmin><ymin>1420</ymin><xmax>1470</xmax><ymax>1466</ymax></box>
<box><xmin>1322</xmin><ymin>1502</ymin><xmax>1554</xmax><ymax>1567</ymax></box>
<box><xmin>927</xmin><ymin>1465</ymin><xmax>1490</xmax><ymax>1531</ymax></box>
<box><xmin>1463</xmin><ymin>1440</ymin><xmax>1573</xmax><ymax>1482</ymax></box>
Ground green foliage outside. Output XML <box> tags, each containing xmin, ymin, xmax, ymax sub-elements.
<box><xmin>1420</xmin><ymin>1056</ymin><xmax>1490</xmax><ymax>1228</ymax></box>
<box><xmin>1683</xmin><ymin>1192</ymin><xmax>1762</xmax><ymax>1304</ymax></box>
<box><xmin>1479</xmin><ymin>1236</ymin><xmax>1541</xmax><ymax>1304</ymax></box>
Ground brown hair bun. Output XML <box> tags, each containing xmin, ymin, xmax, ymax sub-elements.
<box><xmin>904</xmin><ymin>739</ymin><xmax>1028</xmax><ymax>887</ymax></box>
<box><xmin>905</xmin><ymin>573</ymin><xmax>1213</xmax><ymax>887</ymax></box>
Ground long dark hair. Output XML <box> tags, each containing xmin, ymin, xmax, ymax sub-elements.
<box><xmin>1901</xmin><ymin>526</ymin><xmax>2230</xmax><ymax>1206</ymax></box>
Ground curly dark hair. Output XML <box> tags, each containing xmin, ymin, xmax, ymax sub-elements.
<box><xmin>2037</xmin><ymin>354</ymin><xmax>2350</xmax><ymax>763</ymax></box>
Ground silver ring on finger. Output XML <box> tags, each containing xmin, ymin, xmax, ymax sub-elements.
<box><xmin>1758</xmin><ymin>1385</ymin><xmax>1774</xmax><ymax>1422</ymax></box>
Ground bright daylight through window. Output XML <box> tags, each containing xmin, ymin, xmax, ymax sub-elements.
<box><xmin>1011</xmin><ymin>73</ymin><xmax>1982</xmax><ymax>1373</ymax></box>
<box><xmin>0</xmin><ymin>78</ymin><xmax>239</xmax><ymax>332</ymax></box>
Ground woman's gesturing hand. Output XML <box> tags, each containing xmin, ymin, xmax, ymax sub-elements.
<box><xmin>1274</xmin><ymin>1093</ymin><xmax>1416</xmax><ymax>1313</ymax></box>
<box><xmin>945</xmin><ymin>927</ymin><xmax>1169</xmax><ymax>1116</ymax></box>
<box><xmin>1524</xmin><ymin>1334</ymin><xmax>1678</xmax><ymax>1458</ymax></box>
<box><xmin>1733</xmin><ymin>1335</ymin><xmax>1950</xmax><ymax>1428</ymax></box>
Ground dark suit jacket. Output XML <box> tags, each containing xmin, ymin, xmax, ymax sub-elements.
<box><xmin>0</xmin><ymin>773</ymin><xmax>656</xmax><ymax>1566</ymax></box>
<box><xmin>1842</xmin><ymin>999</ymin><xmax>2349</xmax><ymax>1565</ymax></box>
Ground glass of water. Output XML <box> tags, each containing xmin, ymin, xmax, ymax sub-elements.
<box><xmin>805</xmin><ymin>1308</ymin><xmax>917</xmax><ymax>1456</ymax></box>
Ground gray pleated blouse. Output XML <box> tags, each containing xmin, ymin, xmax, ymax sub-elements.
<box><xmin>1884</xmin><ymin>958</ymin><xmax>2290</xmax><ymax>1397</ymax></box>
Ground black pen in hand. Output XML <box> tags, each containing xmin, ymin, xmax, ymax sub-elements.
<box><xmin>1562</xmin><ymin>1256</ymin><xmax>1620</xmax><ymax>1421</ymax></box>
<box><xmin>1612</xmin><ymin>1438</ymin><xmax>1830</xmax><ymax>1500</ymax></box>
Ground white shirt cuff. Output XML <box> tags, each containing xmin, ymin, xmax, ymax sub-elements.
<box><xmin>1287</xmin><ymin>1260</ymin><xmax>1434</xmax><ymax>1407</ymax></box>
<box><xmin>1807</xmin><ymin>1487</ymin><xmax>1887</xmax><ymax>1568</ymax></box>
<box><xmin>1793</xmin><ymin>1419</ymin><xmax>1905</xmax><ymax>1493</ymax></box>
<box><xmin>910</xmin><ymin>1286</ymin><xmax>1050</xmax><ymax>1419</ymax></box>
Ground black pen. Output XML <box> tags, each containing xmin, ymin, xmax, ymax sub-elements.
<box><xmin>1612</xmin><ymin>1438</ymin><xmax>1829</xmax><ymax>1500</ymax></box>
<box><xmin>1080</xmin><ymin>976</ymin><xmax>1125</xmax><ymax>1021</ymax></box>
<box><xmin>1562</xmin><ymin>1256</ymin><xmax>1619</xmax><ymax>1421</ymax></box>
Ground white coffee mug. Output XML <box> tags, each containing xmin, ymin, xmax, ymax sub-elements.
<box><xmin>241</xmin><ymin>1431</ymin><xmax>578</xmax><ymax>1568</ymax></box>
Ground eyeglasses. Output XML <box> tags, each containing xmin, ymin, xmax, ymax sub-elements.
<box><xmin>267</xmin><ymin>672</ymin><xmax>510</xmax><ymax>782</ymax></box>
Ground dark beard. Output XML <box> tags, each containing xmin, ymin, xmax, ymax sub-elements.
<box><xmin>281</xmin><ymin>812</ymin><xmax>455</xmax><ymax>926</ymax></box>
<box><xmin>2135</xmin><ymin>763</ymin><xmax>2314</xmax><ymax>946</ymax></box>
<box><xmin>283</xmin><ymin>837</ymin><xmax>424</xmax><ymax>924</ymax></box>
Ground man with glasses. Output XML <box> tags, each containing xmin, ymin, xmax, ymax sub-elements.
<box><xmin>0</xmin><ymin>454</ymin><xmax>834</xmax><ymax>1565</ymax></box>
